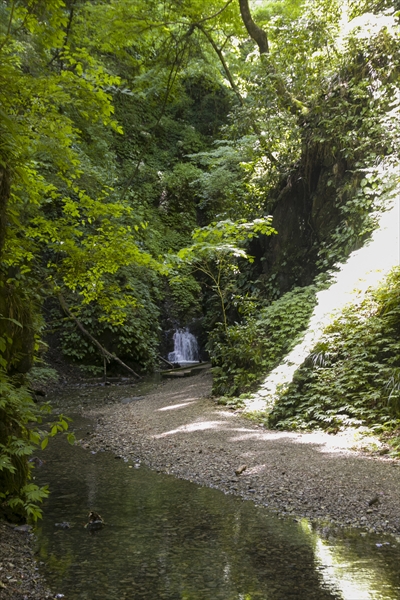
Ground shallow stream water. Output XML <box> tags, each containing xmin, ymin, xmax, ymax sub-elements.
<box><xmin>33</xmin><ymin>411</ymin><xmax>400</xmax><ymax>600</ymax></box>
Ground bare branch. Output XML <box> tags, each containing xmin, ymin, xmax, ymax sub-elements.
<box><xmin>58</xmin><ymin>293</ymin><xmax>142</xmax><ymax>379</ymax></box>
<box><xmin>196</xmin><ymin>0</ymin><xmax>235</xmax><ymax>25</ymax></box>
<box><xmin>158</xmin><ymin>355</ymin><xmax>175</xmax><ymax>368</ymax></box>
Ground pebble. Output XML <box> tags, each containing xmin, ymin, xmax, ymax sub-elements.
<box><xmin>235</xmin><ymin>464</ymin><xmax>247</xmax><ymax>475</ymax></box>
<box><xmin>0</xmin><ymin>522</ymin><xmax>54</xmax><ymax>599</ymax></box>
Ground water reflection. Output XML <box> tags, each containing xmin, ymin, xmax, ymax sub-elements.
<box><xmin>308</xmin><ymin>522</ymin><xmax>400</xmax><ymax>600</ymax></box>
<box><xmin>34</xmin><ymin>418</ymin><xmax>400</xmax><ymax>600</ymax></box>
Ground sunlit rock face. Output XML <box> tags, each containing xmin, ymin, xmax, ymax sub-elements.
<box><xmin>249</xmin><ymin>149</ymin><xmax>354</xmax><ymax>295</ymax></box>
<box><xmin>245</xmin><ymin>172</ymin><xmax>400</xmax><ymax>413</ymax></box>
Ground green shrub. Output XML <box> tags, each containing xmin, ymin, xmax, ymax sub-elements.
<box><xmin>209</xmin><ymin>285</ymin><xmax>318</xmax><ymax>396</ymax></box>
<box><xmin>55</xmin><ymin>266</ymin><xmax>162</xmax><ymax>374</ymax></box>
<box><xmin>269</xmin><ymin>267</ymin><xmax>400</xmax><ymax>431</ymax></box>
<box><xmin>0</xmin><ymin>368</ymin><xmax>74</xmax><ymax>522</ymax></box>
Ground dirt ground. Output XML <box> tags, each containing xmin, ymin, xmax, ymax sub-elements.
<box><xmin>0</xmin><ymin>522</ymin><xmax>54</xmax><ymax>600</ymax></box>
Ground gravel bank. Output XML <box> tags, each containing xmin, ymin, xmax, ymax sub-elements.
<box><xmin>0</xmin><ymin>522</ymin><xmax>54</xmax><ymax>600</ymax></box>
<box><xmin>79</xmin><ymin>370</ymin><xmax>400</xmax><ymax>536</ymax></box>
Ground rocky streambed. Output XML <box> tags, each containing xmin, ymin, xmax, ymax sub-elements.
<box><xmin>75</xmin><ymin>370</ymin><xmax>400</xmax><ymax>536</ymax></box>
<box><xmin>2</xmin><ymin>368</ymin><xmax>400</xmax><ymax>600</ymax></box>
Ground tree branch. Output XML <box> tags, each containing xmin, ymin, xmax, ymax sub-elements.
<box><xmin>120</xmin><ymin>28</ymin><xmax>194</xmax><ymax>197</ymax></box>
<box><xmin>47</xmin><ymin>1</ymin><xmax>76</xmax><ymax>68</ymax></box>
<box><xmin>0</xmin><ymin>167</ymin><xmax>10</xmax><ymax>256</ymax></box>
<box><xmin>0</xmin><ymin>1</ymin><xmax>16</xmax><ymax>54</ymax></box>
<box><xmin>158</xmin><ymin>354</ymin><xmax>175</xmax><ymax>368</ymax></box>
<box><xmin>197</xmin><ymin>25</ymin><xmax>244</xmax><ymax>106</ymax></box>
<box><xmin>196</xmin><ymin>0</ymin><xmax>235</xmax><ymax>25</ymax></box>
<box><xmin>197</xmin><ymin>25</ymin><xmax>278</xmax><ymax>164</ymax></box>
<box><xmin>237</xmin><ymin>0</ymin><xmax>308</xmax><ymax>116</ymax></box>
<box><xmin>58</xmin><ymin>294</ymin><xmax>142</xmax><ymax>379</ymax></box>
<box><xmin>238</xmin><ymin>0</ymin><xmax>269</xmax><ymax>54</ymax></box>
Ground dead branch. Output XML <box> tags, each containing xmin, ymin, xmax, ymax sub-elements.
<box><xmin>58</xmin><ymin>294</ymin><xmax>142</xmax><ymax>379</ymax></box>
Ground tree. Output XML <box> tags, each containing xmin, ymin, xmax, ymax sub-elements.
<box><xmin>173</xmin><ymin>218</ymin><xmax>277</xmax><ymax>331</ymax></box>
<box><xmin>0</xmin><ymin>0</ymin><xmax>162</xmax><ymax>518</ymax></box>
<box><xmin>1</xmin><ymin>0</ymin><xmax>399</xmax><ymax>516</ymax></box>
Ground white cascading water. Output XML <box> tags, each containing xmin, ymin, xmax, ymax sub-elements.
<box><xmin>168</xmin><ymin>329</ymin><xmax>199</xmax><ymax>364</ymax></box>
<box><xmin>245</xmin><ymin>164</ymin><xmax>400</xmax><ymax>413</ymax></box>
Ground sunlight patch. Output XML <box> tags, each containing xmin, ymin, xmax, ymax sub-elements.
<box><xmin>157</xmin><ymin>400</ymin><xmax>197</xmax><ymax>412</ymax></box>
<box><xmin>244</xmin><ymin>191</ymin><xmax>400</xmax><ymax>414</ymax></box>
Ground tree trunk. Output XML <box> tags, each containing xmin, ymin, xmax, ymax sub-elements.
<box><xmin>238</xmin><ymin>0</ymin><xmax>269</xmax><ymax>54</ymax></box>
<box><xmin>197</xmin><ymin>25</ymin><xmax>277</xmax><ymax>164</ymax></box>
<box><xmin>0</xmin><ymin>166</ymin><xmax>10</xmax><ymax>257</ymax></box>
<box><xmin>237</xmin><ymin>0</ymin><xmax>307</xmax><ymax>116</ymax></box>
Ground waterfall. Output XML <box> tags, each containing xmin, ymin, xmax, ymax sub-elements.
<box><xmin>245</xmin><ymin>166</ymin><xmax>400</xmax><ymax>413</ymax></box>
<box><xmin>168</xmin><ymin>329</ymin><xmax>199</xmax><ymax>364</ymax></box>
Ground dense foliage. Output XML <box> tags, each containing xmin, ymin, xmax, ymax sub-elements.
<box><xmin>0</xmin><ymin>360</ymin><xmax>74</xmax><ymax>520</ymax></box>
<box><xmin>269</xmin><ymin>268</ymin><xmax>400</xmax><ymax>435</ymax></box>
<box><xmin>1</xmin><ymin>0</ymin><xmax>400</xmax><ymax>518</ymax></box>
<box><xmin>208</xmin><ymin>2</ymin><xmax>400</xmax><ymax>397</ymax></box>
<box><xmin>210</xmin><ymin>285</ymin><xmax>318</xmax><ymax>396</ymax></box>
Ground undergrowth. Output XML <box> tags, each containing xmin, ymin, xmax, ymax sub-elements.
<box><xmin>0</xmin><ymin>369</ymin><xmax>74</xmax><ymax>521</ymax></box>
<box><xmin>26</xmin><ymin>365</ymin><xmax>59</xmax><ymax>388</ymax></box>
<box><xmin>269</xmin><ymin>267</ymin><xmax>400</xmax><ymax>436</ymax></box>
<box><xmin>209</xmin><ymin>285</ymin><xmax>318</xmax><ymax>397</ymax></box>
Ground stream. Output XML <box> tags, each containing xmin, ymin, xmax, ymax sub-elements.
<box><xmin>34</xmin><ymin>411</ymin><xmax>400</xmax><ymax>600</ymax></box>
